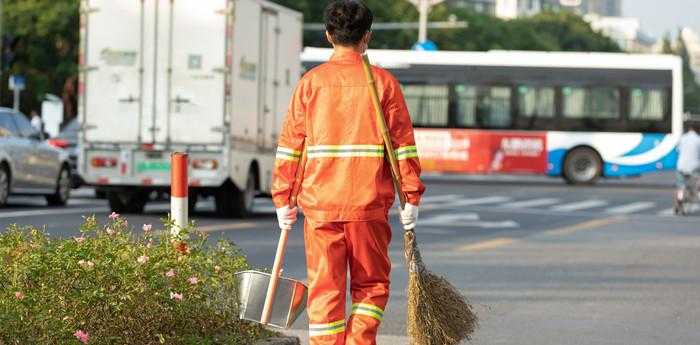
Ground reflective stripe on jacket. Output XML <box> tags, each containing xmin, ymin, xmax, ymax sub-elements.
<box><xmin>272</xmin><ymin>51</ymin><xmax>425</xmax><ymax>221</ymax></box>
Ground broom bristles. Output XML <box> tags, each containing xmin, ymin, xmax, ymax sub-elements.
<box><xmin>405</xmin><ymin>231</ymin><xmax>478</xmax><ymax>345</ymax></box>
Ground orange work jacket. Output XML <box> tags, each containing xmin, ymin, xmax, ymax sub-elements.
<box><xmin>271</xmin><ymin>51</ymin><xmax>425</xmax><ymax>221</ymax></box>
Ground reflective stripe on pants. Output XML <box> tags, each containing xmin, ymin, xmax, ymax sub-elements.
<box><xmin>304</xmin><ymin>218</ymin><xmax>392</xmax><ymax>345</ymax></box>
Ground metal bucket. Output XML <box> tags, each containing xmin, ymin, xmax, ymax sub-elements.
<box><xmin>235</xmin><ymin>270</ymin><xmax>308</xmax><ymax>329</ymax></box>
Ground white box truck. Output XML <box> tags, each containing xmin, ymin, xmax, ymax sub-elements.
<box><xmin>78</xmin><ymin>0</ymin><xmax>302</xmax><ymax>216</ymax></box>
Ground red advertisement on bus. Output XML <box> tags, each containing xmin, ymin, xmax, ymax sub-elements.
<box><xmin>414</xmin><ymin>129</ymin><xmax>548</xmax><ymax>174</ymax></box>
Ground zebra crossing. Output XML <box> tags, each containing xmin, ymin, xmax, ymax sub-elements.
<box><xmin>419</xmin><ymin>193</ymin><xmax>693</xmax><ymax>217</ymax></box>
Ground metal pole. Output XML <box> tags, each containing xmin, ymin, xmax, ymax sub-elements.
<box><xmin>12</xmin><ymin>88</ymin><xmax>18</xmax><ymax>112</ymax></box>
<box><xmin>407</xmin><ymin>0</ymin><xmax>446</xmax><ymax>43</ymax></box>
<box><xmin>170</xmin><ymin>152</ymin><xmax>188</xmax><ymax>235</ymax></box>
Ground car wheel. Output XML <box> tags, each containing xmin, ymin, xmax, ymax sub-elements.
<box><xmin>563</xmin><ymin>147</ymin><xmax>602</xmax><ymax>185</ymax></box>
<box><xmin>0</xmin><ymin>165</ymin><xmax>10</xmax><ymax>207</ymax></box>
<box><xmin>46</xmin><ymin>168</ymin><xmax>71</xmax><ymax>206</ymax></box>
<box><xmin>107</xmin><ymin>190</ymin><xmax>147</xmax><ymax>214</ymax></box>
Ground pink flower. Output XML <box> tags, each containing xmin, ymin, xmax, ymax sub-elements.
<box><xmin>170</xmin><ymin>292</ymin><xmax>183</xmax><ymax>301</ymax></box>
<box><xmin>14</xmin><ymin>291</ymin><xmax>24</xmax><ymax>300</ymax></box>
<box><xmin>142</xmin><ymin>224</ymin><xmax>152</xmax><ymax>232</ymax></box>
<box><xmin>165</xmin><ymin>269</ymin><xmax>176</xmax><ymax>278</ymax></box>
<box><xmin>137</xmin><ymin>255</ymin><xmax>149</xmax><ymax>264</ymax></box>
<box><xmin>214</xmin><ymin>265</ymin><xmax>221</xmax><ymax>273</ymax></box>
<box><xmin>74</xmin><ymin>236</ymin><xmax>86</xmax><ymax>244</ymax></box>
<box><xmin>187</xmin><ymin>276</ymin><xmax>199</xmax><ymax>285</ymax></box>
<box><xmin>73</xmin><ymin>330</ymin><xmax>90</xmax><ymax>344</ymax></box>
<box><xmin>108</xmin><ymin>212</ymin><xmax>120</xmax><ymax>220</ymax></box>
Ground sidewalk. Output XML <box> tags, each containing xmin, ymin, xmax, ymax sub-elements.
<box><xmin>283</xmin><ymin>329</ymin><xmax>409</xmax><ymax>345</ymax></box>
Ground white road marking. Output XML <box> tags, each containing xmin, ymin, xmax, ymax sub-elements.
<box><xmin>605</xmin><ymin>202</ymin><xmax>656</xmax><ymax>215</ymax></box>
<box><xmin>658</xmin><ymin>203</ymin><xmax>700</xmax><ymax>216</ymax></box>
<box><xmin>450</xmin><ymin>196</ymin><xmax>512</xmax><ymax>207</ymax></box>
<box><xmin>420</xmin><ymin>213</ymin><xmax>519</xmax><ymax>229</ymax></box>
<box><xmin>658</xmin><ymin>208</ymin><xmax>675</xmax><ymax>216</ymax></box>
<box><xmin>420</xmin><ymin>213</ymin><xmax>480</xmax><ymax>225</ymax></box>
<box><xmin>0</xmin><ymin>206</ymin><xmax>107</xmax><ymax>219</ymax></box>
<box><xmin>550</xmin><ymin>200</ymin><xmax>608</xmax><ymax>212</ymax></box>
<box><xmin>501</xmin><ymin>198</ymin><xmax>560</xmax><ymax>209</ymax></box>
<box><xmin>420</xmin><ymin>194</ymin><xmax>462</xmax><ymax>204</ymax></box>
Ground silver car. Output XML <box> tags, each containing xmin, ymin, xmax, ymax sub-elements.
<box><xmin>0</xmin><ymin>108</ymin><xmax>72</xmax><ymax>207</ymax></box>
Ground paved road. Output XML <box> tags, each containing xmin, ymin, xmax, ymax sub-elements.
<box><xmin>1</xmin><ymin>172</ymin><xmax>699</xmax><ymax>344</ymax></box>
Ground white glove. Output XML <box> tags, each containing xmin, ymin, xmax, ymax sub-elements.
<box><xmin>276</xmin><ymin>206</ymin><xmax>298</xmax><ymax>231</ymax></box>
<box><xmin>399</xmin><ymin>203</ymin><xmax>419</xmax><ymax>230</ymax></box>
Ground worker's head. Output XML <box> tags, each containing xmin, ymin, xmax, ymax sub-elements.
<box><xmin>324</xmin><ymin>0</ymin><xmax>373</xmax><ymax>52</ymax></box>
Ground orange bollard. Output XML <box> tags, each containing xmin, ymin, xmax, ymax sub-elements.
<box><xmin>171</xmin><ymin>152</ymin><xmax>188</xmax><ymax>235</ymax></box>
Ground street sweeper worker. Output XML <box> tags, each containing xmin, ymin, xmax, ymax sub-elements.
<box><xmin>271</xmin><ymin>1</ymin><xmax>425</xmax><ymax>344</ymax></box>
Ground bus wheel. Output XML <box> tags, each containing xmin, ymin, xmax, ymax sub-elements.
<box><xmin>563</xmin><ymin>147</ymin><xmax>602</xmax><ymax>185</ymax></box>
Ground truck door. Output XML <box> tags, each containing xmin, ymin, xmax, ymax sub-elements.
<box><xmin>155</xmin><ymin>0</ymin><xmax>228</xmax><ymax>145</ymax></box>
<box><xmin>82</xmin><ymin>0</ymin><xmax>145</xmax><ymax>143</ymax></box>
<box><xmin>259</xmin><ymin>8</ymin><xmax>280</xmax><ymax>149</ymax></box>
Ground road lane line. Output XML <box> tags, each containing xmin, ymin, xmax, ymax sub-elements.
<box><xmin>658</xmin><ymin>208</ymin><xmax>674</xmax><ymax>216</ymax></box>
<box><xmin>550</xmin><ymin>200</ymin><xmax>608</xmax><ymax>212</ymax></box>
<box><xmin>198</xmin><ymin>222</ymin><xmax>260</xmax><ymax>233</ymax></box>
<box><xmin>0</xmin><ymin>207</ymin><xmax>107</xmax><ymax>219</ymax></box>
<box><xmin>420</xmin><ymin>194</ymin><xmax>462</xmax><ymax>203</ymax></box>
<box><xmin>544</xmin><ymin>217</ymin><xmax>621</xmax><ymax>237</ymax></box>
<box><xmin>459</xmin><ymin>237</ymin><xmax>516</xmax><ymax>252</ymax></box>
<box><xmin>501</xmin><ymin>198</ymin><xmax>560</xmax><ymax>209</ymax></box>
<box><xmin>605</xmin><ymin>202</ymin><xmax>656</xmax><ymax>215</ymax></box>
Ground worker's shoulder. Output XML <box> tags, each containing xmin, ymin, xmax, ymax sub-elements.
<box><xmin>371</xmin><ymin>65</ymin><xmax>399</xmax><ymax>83</ymax></box>
<box><xmin>299</xmin><ymin>62</ymin><xmax>336</xmax><ymax>82</ymax></box>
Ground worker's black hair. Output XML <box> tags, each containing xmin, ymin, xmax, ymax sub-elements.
<box><xmin>324</xmin><ymin>0</ymin><xmax>373</xmax><ymax>46</ymax></box>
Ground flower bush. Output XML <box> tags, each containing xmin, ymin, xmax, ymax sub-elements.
<box><xmin>0</xmin><ymin>214</ymin><xmax>272</xmax><ymax>344</ymax></box>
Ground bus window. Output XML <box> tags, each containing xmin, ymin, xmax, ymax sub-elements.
<box><xmin>455</xmin><ymin>85</ymin><xmax>477</xmax><ymax>127</ymax></box>
<box><xmin>456</xmin><ymin>85</ymin><xmax>512</xmax><ymax>128</ymax></box>
<box><xmin>402</xmin><ymin>84</ymin><xmax>449</xmax><ymax>127</ymax></box>
<box><xmin>630</xmin><ymin>88</ymin><xmax>666</xmax><ymax>120</ymax></box>
<box><xmin>563</xmin><ymin>86</ymin><xmax>620</xmax><ymax>119</ymax></box>
<box><xmin>518</xmin><ymin>85</ymin><xmax>555</xmax><ymax>118</ymax></box>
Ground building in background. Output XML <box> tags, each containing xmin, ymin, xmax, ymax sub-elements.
<box><xmin>585</xmin><ymin>14</ymin><xmax>656</xmax><ymax>52</ymax></box>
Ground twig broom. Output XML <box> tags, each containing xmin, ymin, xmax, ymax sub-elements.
<box><xmin>361</xmin><ymin>54</ymin><xmax>478</xmax><ymax>345</ymax></box>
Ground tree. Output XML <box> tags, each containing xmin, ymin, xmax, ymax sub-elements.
<box><xmin>1</xmin><ymin>1</ymin><xmax>79</xmax><ymax>118</ymax></box>
<box><xmin>676</xmin><ymin>35</ymin><xmax>700</xmax><ymax>115</ymax></box>
<box><xmin>273</xmin><ymin>1</ymin><xmax>621</xmax><ymax>53</ymax></box>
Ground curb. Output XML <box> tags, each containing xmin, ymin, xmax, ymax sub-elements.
<box><xmin>255</xmin><ymin>336</ymin><xmax>301</xmax><ymax>345</ymax></box>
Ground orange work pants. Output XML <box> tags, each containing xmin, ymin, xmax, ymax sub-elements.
<box><xmin>304</xmin><ymin>218</ymin><xmax>392</xmax><ymax>345</ymax></box>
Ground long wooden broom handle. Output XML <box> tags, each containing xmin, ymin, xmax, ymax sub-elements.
<box><xmin>361</xmin><ymin>54</ymin><xmax>407</xmax><ymax>209</ymax></box>
<box><xmin>261</xmin><ymin>144</ymin><xmax>307</xmax><ymax>325</ymax></box>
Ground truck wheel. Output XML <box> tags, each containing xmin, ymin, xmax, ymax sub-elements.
<box><xmin>0</xmin><ymin>165</ymin><xmax>10</xmax><ymax>207</ymax></box>
<box><xmin>46</xmin><ymin>168</ymin><xmax>71</xmax><ymax>207</ymax></box>
<box><xmin>563</xmin><ymin>147</ymin><xmax>602</xmax><ymax>185</ymax></box>
<box><xmin>188</xmin><ymin>192</ymin><xmax>198</xmax><ymax>213</ymax></box>
<box><xmin>232</xmin><ymin>169</ymin><xmax>257</xmax><ymax>218</ymax></box>
<box><xmin>107</xmin><ymin>190</ymin><xmax>147</xmax><ymax>214</ymax></box>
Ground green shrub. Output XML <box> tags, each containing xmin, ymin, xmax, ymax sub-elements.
<box><xmin>0</xmin><ymin>214</ymin><xmax>272</xmax><ymax>344</ymax></box>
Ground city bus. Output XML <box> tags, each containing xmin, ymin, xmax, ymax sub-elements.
<box><xmin>301</xmin><ymin>48</ymin><xmax>683</xmax><ymax>184</ymax></box>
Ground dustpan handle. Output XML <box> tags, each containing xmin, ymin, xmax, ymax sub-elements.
<box><xmin>361</xmin><ymin>54</ymin><xmax>407</xmax><ymax>209</ymax></box>
<box><xmin>261</xmin><ymin>144</ymin><xmax>307</xmax><ymax>325</ymax></box>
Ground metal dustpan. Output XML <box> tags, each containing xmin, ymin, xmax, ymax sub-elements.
<box><xmin>235</xmin><ymin>270</ymin><xmax>307</xmax><ymax>329</ymax></box>
<box><xmin>236</xmin><ymin>144</ymin><xmax>308</xmax><ymax>329</ymax></box>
